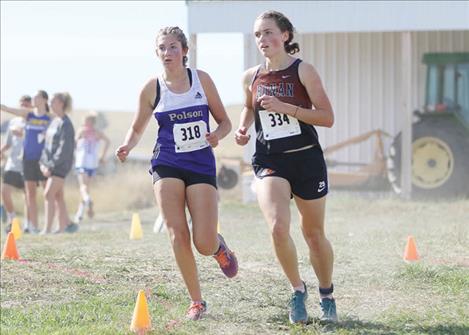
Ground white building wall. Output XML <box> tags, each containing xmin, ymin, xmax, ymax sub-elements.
<box><xmin>243</xmin><ymin>30</ymin><xmax>469</xmax><ymax>166</ymax></box>
<box><xmin>188</xmin><ymin>1</ymin><xmax>469</xmax><ymax>34</ymax></box>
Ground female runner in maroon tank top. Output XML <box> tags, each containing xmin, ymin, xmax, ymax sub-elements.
<box><xmin>235</xmin><ymin>11</ymin><xmax>338</xmax><ymax>324</ymax></box>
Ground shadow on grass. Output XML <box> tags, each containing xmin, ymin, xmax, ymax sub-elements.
<box><xmin>267</xmin><ymin>314</ymin><xmax>468</xmax><ymax>335</ymax></box>
<box><xmin>323</xmin><ymin>317</ymin><xmax>469</xmax><ymax>335</ymax></box>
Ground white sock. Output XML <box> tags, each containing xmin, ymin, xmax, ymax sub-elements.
<box><xmin>7</xmin><ymin>212</ymin><xmax>16</xmax><ymax>222</ymax></box>
<box><xmin>292</xmin><ymin>282</ymin><xmax>305</xmax><ymax>293</ymax></box>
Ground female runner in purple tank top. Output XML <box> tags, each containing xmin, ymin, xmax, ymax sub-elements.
<box><xmin>116</xmin><ymin>26</ymin><xmax>238</xmax><ymax>321</ymax></box>
<box><xmin>235</xmin><ymin>11</ymin><xmax>338</xmax><ymax>323</ymax></box>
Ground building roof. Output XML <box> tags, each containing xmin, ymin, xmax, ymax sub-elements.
<box><xmin>187</xmin><ymin>1</ymin><xmax>469</xmax><ymax>34</ymax></box>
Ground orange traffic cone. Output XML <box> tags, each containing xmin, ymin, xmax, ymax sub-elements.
<box><xmin>11</xmin><ymin>217</ymin><xmax>22</xmax><ymax>240</ymax></box>
<box><xmin>1</xmin><ymin>232</ymin><xmax>20</xmax><ymax>260</ymax></box>
<box><xmin>403</xmin><ymin>235</ymin><xmax>419</xmax><ymax>262</ymax></box>
<box><xmin>130</xmin><ymin>290</ymin><xmax>151</xmax><ymax>334</ymax></box>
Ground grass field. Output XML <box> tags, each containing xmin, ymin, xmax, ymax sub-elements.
<box><xmin>1</xmin><ymin>193</ymin><xmax>468</xmax><ymax>334</ymax></box>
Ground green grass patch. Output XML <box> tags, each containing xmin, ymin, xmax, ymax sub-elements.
<box><xmin>397</xmin><ymin>264</ymin><xmax>469</xmax><ymax>294</ymax></box>
<box><xmin>1</xmin><ymin>195</ymin><xmax>468</xmax><ymax>334</ymax></box>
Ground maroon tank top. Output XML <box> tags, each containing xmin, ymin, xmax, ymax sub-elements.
<box><xmin>251</xmin><ymin>58</ymin><xmax>320</xmax><ymax>155</ymax></box>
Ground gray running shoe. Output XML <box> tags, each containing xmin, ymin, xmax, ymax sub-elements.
<box><xmin>289</xmin><ymin>282</ymin><xmax>308</xmax><ymax>324</ymax></box>
<box><xmin>320</xmin><ymin>297</ymin><xmax>338</xmax><ymax>323</ymax></box>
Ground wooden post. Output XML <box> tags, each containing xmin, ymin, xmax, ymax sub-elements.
<box><xmin>400</xmin><ymin>31</ymin><xmax>413</xmax><ymax>199</ymax></box>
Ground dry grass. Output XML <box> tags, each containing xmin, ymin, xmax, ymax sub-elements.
<box><xmin>4</xmin><ymin>164</ymin><xmax>153</xmax><ymax>222</ymax></box>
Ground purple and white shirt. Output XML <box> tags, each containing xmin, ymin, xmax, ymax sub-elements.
<box><xmin>151</xmin><ymin>69</ymin><xmax>216</xmax><ymax>176</ymax></box>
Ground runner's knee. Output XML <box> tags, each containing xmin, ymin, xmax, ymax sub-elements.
<box><xmin>271</xmin><ymin>219</ymin><xmax>290</xmax><ymax>242</ymax></box>
<box><xmin>167</xmin><ymin>225</ymin><xmax>190</xmax><ymax>247</ymax></box>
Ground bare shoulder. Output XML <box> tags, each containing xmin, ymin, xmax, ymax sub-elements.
<box><xmin>243</xmin><ymin>65</ymin><xmax>259</xmax><ymax>84</ymax></box>
<box><xmin>142</xmin><ymin>78</ymin><xmax>157</xmax><ymax>94</ymax></box>
<box><xmin>298</xmin><ymin>61</ymin><xmax>319</xmax><ymax>79</ymax></box>
<box><xmin>196</xmin><ymin>69</ymin><xmax>213</xmax><ymax>85</ymax></box>
<box><xmin>298</xmin><ymin>61</ymin><xmax>321</xmax><ymax>84</ymax></box>
<box><xmin>140</xmin><ymin>77</ymin><xmax>158</xmax><ymax>104</ymax></box>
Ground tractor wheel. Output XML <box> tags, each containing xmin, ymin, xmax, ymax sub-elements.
<box><xmin>387</xmin><ymin>117</ymin><xmax>469</xmax><ymax>198</ymax></box>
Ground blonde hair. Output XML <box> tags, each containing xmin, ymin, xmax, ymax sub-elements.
<box><xmin>84</xmin><ymin>110</ymin><xmax>97</xmax><ymax>125</ymax></box>
<box><xmin>53</xmin><ymin>92</ymin><xmax>73</xmax><ymax>113</ymax></box>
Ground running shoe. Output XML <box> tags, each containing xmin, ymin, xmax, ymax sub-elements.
<box><xmin>320</xmin><ymin>297</ymin><xmax>338</xmax><ymax>323</ymax></box>
<box><xmin>64</xmin><ymin>222</ymin><xmax>79</xmax><ymax>233</ymax></box>
<box><xmin>29</xmin><ymin>226</ymin><xmax>41</xmax><ymax>235</ymax></box>
<box><xmin>187</xmin><ymin>301</ymin><xmax>207</xmax><ymax>321</ymax></box>
<box><xmin>289</xmin><ymin>282</ymin><xmax>308</xmax><ymax>324</ymax></box>
<box><xmin>213</xmin><ymin>234</ymin><xmax>238</xmax><ymax>278</ymax></box>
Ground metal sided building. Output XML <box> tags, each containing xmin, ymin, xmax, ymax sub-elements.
<box><xmin>185</xmin><ymin>1</ymin><xmax>469</xmax><ymax>196</ymax></box>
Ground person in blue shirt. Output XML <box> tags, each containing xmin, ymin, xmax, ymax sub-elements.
<box><xmin>1</xmin><ymin>90</ymin><xmax>51</xmax><ymax>234</ymax></box>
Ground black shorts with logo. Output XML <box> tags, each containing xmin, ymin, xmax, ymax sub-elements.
<box><xmin>252</xmin><ymin>145</ymin><xmax>328</xmax><ymax>200</ymax></box>
<box><xmin>152</xmin><ymin>164</ymin><xmax>217</xmax><ymax>189</ymax></box>
<box><xmin>3</xmin><ymin>170</ymin><xmax>25</xmax><ymax>189</ymax></box>
<box><xmin>23</xmin><ymin>160</ymin><xmax>47</xmax><ymax>182</ymax></box>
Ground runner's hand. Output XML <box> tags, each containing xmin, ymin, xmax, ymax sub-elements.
<box><xmin>206</xmin><ymin>132</ymin><xmax>219</xmax><ymax>148</ymax></box>
<box><xmin>115</xmin><ymin>144</ymin><xmax>130</xmax><ymax>162</ymax></box>
<box><xmin>258</xmin><ymin>95</ymin><xmax>286</xmax><ymax>114</ymax></box>
<box><xmin>234</xmin><ymin>127</ymin><xmax>250</xmax><ymax>146</ymax></box>
<box><xmin>40</xmin><ymin>164</ymin><xmax>51</xmax><ymax>178</ymax></box>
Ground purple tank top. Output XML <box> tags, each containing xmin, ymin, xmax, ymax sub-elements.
<box><xmin>151</xmin><ymin>69</ymin><xmax>215</xmax><ymax>176</ymax></box>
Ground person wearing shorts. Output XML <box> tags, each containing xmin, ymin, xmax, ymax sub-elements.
<box><xmin>40</xmin><ymin>92</ymin><xmax>78</xmax><ymax>234</ymax></box>
<box><xmin>116</xmin><ymin>26</ymin><xmax>238</xmax><ymax>321</ymax></box>
<box><xmin>1</xmin><ymin>91</ymin><xmax>51</xmax><ymax>233</ymax></box>
<box><xmin>235</xmin><ymin>11</ymin><xmax>338</xmax><ymax>324</ymax></box>
<box><xmin>0</xmin><ymin>95</ymin><xmax>31</xmax><ymax>232</ymax></box>
<box><xmin>74</xmin><ymin>112</ymin><xmax>110</xmax><ymax>223</ymax></box>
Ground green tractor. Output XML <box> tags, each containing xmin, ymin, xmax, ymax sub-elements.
<box><xmin>387</xmin><ymin>52</ymin><xmax>469</xmax><ymax>198</ymax></box>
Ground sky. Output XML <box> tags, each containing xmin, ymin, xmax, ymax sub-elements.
<box><xmin>1</xmin><ymin>1</ymin><xmax>245</xmax><ymax>111</ymax></box>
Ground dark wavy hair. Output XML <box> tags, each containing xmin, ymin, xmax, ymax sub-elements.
<box><xmin>257</xmin><ymin>10</ymin><xmax>299</xmax><ymax>55</ymax></box>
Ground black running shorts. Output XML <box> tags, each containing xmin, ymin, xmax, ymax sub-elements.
<box><xmin>152</xmin><ymin>164</ymin><xmax>217</xmax><ymax>189</ymax></box>
<box><xmin>252</xmin><ymin>145</ymin><xmax>328</xmax><ymax>200</ymax></box>
<box><xmin>23</xmin><ymin>160</ymin><xmax>47</xmax><ymax>182</ymax></box>
<box><xmin>3</xmin><ymin>170</ymin><xmax>25</xmax><ymax>189</ymax></box>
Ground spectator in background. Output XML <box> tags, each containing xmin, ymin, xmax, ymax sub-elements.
<box><xmin>39</xmin><ymin>92</ymin><xmax>78</xmax><ymax>234</ymax></box>
<box><xmin>1</xmin><ymin>90</ymin><xmax>51</xmax><ymax>234</ymax></box>
<box><xmin>1</xmin><ymin>95</ymin><xmax>31</xmax><ymax>232</ymax></box>
<box><xmin>73</xmin><ymin>112</ymin><xmax>110</xmax><ymax>223</ymax></box>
